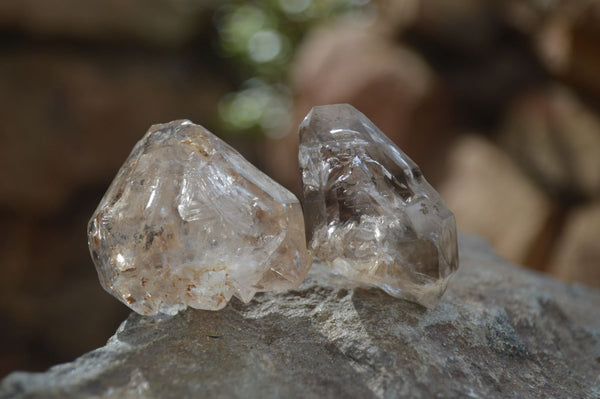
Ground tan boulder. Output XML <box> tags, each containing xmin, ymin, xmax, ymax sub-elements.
<box><xmin>500</xmin><ymin>85</ymin><xmax>600</xmax><ymax>200</ymax></box>
<box><xmin>439</xmin><ymin>134</ymin><xmax>555</xmax><ymax>267</ymax></box>
<box><xmin>549</xmin><ymin>202</ymin><xmax>600</xmax><ymax>288</ymax></box>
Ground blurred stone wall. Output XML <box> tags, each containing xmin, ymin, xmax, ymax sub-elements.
<box><xmin>263</xmin><ymin>0</ymin><xmax>600</xmax><ymax>287</ymax></box>
<box><xmin>1</xmin><ymin>0</ymin><xmax>600</xmax><ymax>379</ymax></box>
<box><xmin>0</xmin><ymin>0</ymin><xmax>234</xmax><ymax>377</ymax></box>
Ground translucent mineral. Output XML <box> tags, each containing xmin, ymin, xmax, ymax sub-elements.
<box><xmin>298</xmin><ymin>104</ymin><xmax>458</xmax><ymax>308</ymax></box>
<box><xmin>88</xmin><ymin>120</ymin><xmax>311</xmax><ymax>315</ymax></box>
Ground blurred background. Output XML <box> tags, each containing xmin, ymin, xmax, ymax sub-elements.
<box><xmin>1</xmin><ymin>0</ymin><xmax>600</xmax><ymax>378</ymax></box>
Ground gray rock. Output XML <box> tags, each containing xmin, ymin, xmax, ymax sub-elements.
<box><xmin>2</xmin><ymin>235</ymin><xmax>600</xmax><ymax>399</ymax></box>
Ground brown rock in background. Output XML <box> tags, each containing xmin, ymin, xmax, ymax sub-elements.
<box><xmin>261</xmin><ymin>19</ymin><xmax>452</xmax><ymax>195</ymax></box>
<box><xmin>0</xmin><ymin>0</ymin><xmax>208</xmax><ymax>46</ymax></box>
<box><xmin>502</xmin><ymin>0</ymin><xmax>600</xmax><ymax>100</ymax></box>
<box><xmin>403</xmin><ymin>0</ymin><xmax>546</xmax><ymax>130</ymax></box>
<box><xmin>439</xmin><ymin>134</ymin><xmax>555</xmax><ymax>267</ymax></box>
<box><xmin>410</xmin><ymin>0</ymin><xmax>501</xmax><ymax>54</ymax></box>
<box><xmin>0</xmin><ymin>47</ymin><xmax>227</xmax><ymax>213</ymax></box>
<box><xmin>500</xmin><ymin>85</ymin><xmax>600</xmax><ymax>201</ymax></box>
<box><xmin>549</xmin><ymin>202</ymin><xmax>600</xmax><ymax>288</ymax></box>
<box><xmin>0</xmin><ymin>202</ymin><xmax>131</xmax><ymax>377</ymax></box>
<box><xmin>567</xmin><ymin>17</ymin><xmax>600</xmax><ymax>100</ymax></box>
<box><xmin>0</xmin><ymin>42</ymin><xmax>227</xmax><ymax>375</ymax></box>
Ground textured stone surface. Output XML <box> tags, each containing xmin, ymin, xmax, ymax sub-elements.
<box><xmin>88</xmin><ymin>120</ymin><xmax>310</xmax><ymax>315</ymax></box>
<box><xmin>299</xmin><ymin>104</ymin><xmax>457</xmax><ymax>308</ymax></box>
<box><xmin>2</xmin><ymin>235</ymin><xmax>599</xmax><ymax>399</ymax></box>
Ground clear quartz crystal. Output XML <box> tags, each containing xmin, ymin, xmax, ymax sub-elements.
<box><xmin>298</xmin><ymin>104</ymin><xmax>458</xmax><ymax>307</ymax></box>
<box><xmin>88</xmin><ymin>120</ymin><xmax>311</xmax><ymax>315</ymax></box>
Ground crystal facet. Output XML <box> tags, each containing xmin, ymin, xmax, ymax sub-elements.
<box><xmin>298</xmin><ymin>104</ymin><xmax>458</xmax><ymax>307</ymax></box>
<box><xmin>88</xmin><ymin>120</ymin><xmax>311</xmax><ymax>315</ymax></box>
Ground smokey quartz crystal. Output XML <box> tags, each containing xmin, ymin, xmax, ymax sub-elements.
<box><xmin>298</xmin><ymin>104</ymin><xmax>458</xmax><ymax>307</ymax></box>
<box><xmin>88</xmin><ymin>120</ymin><xmax>311</xmax><ymax>316</ymax></box>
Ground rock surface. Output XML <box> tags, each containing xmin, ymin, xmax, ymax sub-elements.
<box><xmin>2</xmin><ymin>235</ymin><xmax>600</xmax><ymax>399</ymax></box>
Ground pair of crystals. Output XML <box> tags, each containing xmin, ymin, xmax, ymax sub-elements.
<box><xmin>88</xmin><ymin>104</ymin><xmax>458</xmax><ymax>316</ymax></box>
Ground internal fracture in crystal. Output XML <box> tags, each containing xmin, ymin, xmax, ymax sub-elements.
<box><xmin>88</xmin><ymin>120</ymin><xmax>311</xmax><ymax>315</ymax></box>
<box><xmin>298</xmin><ymin>104</ymin><xmax>458</xmax><ymax>307</ymax></box>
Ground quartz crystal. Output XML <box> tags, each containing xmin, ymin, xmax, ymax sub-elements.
<box><xmin>298</xmin><ymin>104</ymin><xmax>458</xmax><ymax>308</ymax></box>
<box><xmin>88</xmin><ymin>120</ymin><xmax>311</xmax><ymax>315</ymax></box>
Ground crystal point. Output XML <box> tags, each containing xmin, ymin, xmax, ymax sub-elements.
<box><xmin>298</xmin><ymin>104</ymin><xmax>458</xmax><ymax>307</ymax></box>
<box><xmin>89</xmin><ymin>120</ymin><xmax>311</xmax><ymax>315</ymax></box>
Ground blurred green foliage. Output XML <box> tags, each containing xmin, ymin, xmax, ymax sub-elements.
<box><xmin>214</xmin><ymin>0</ymin><xmax>370</xmax><ymax>138</ymax></box>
